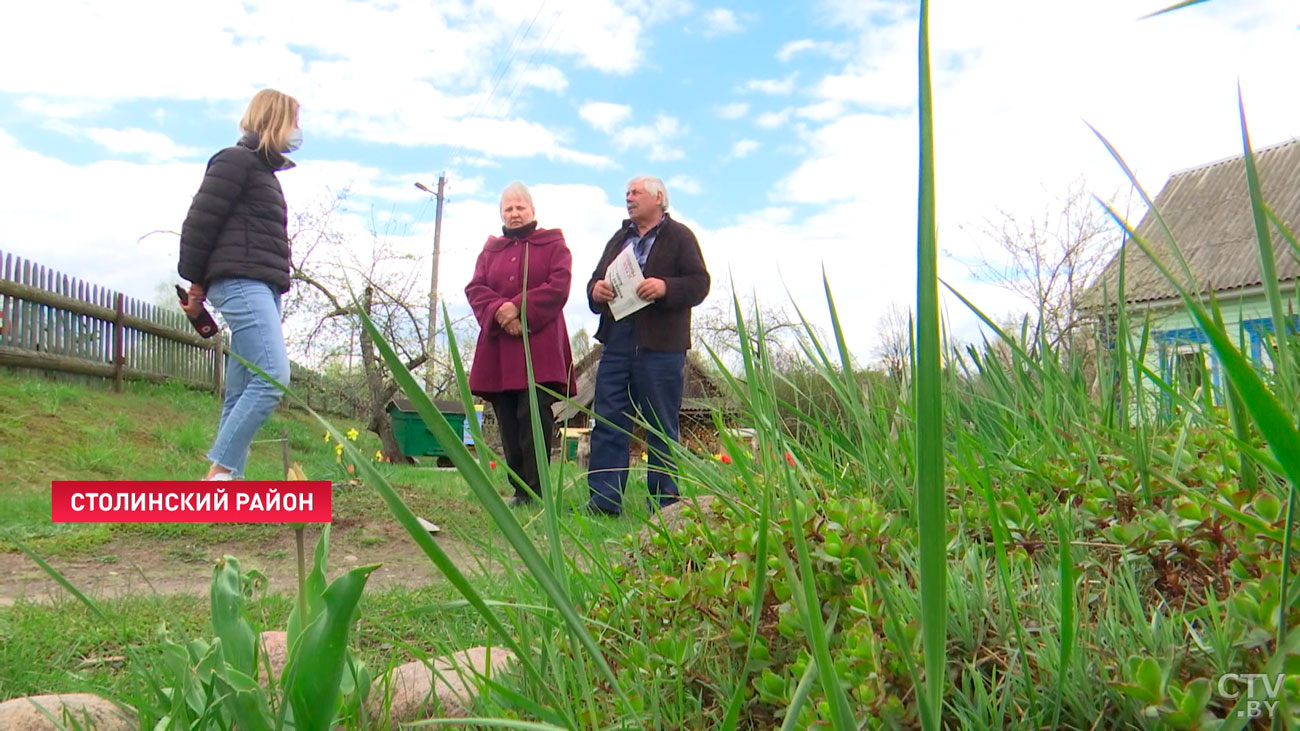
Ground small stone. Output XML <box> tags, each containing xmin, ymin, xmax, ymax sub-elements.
<box><xmin>344</xmin><ymin>554</ymin><xmax>359</xmax><ymax>563</ymax></box>
<box><xmin>0</xmin><ymin>693</ymin><xmax>135</xmax><ymax>730</ymax></box>
<box><xmin>367</xmin><ymin>646</ymin><xmax>515</xmax><ymax>722</ymax></box>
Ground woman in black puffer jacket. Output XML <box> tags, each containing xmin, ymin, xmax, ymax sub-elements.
<box><xmin>178</xmin><ymin>88</ymin><xmax>300</xmax><ymax>481</ymax></box>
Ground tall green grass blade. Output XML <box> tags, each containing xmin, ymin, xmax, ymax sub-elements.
<box><xmin>1051</xmin><ymin>511</ymin><xmax>1077</xmax><ymax>730</ymax></box>
<box><xmin>915</xmin><ymin>1</ymin><xmax>947</xmax><ymax>724</ymax></box>
<box><xmin>718</xmin><ymin>303</ymin><xmax>776</xmax><ymax>731</ymax></box>
<box><xmin>1140</xmin><ymin>0</ymin><xmax>1212</xmax><ymax>19</ymax></box>
<box><xmin>779</xmin><ymin>657</ymin><xmax>820</xmax><ymax>731</ymax></box>
<box><xmin>444</xmin><ymin>302</ymin><xmax>492</xmax><ymax>473</ymax></box>
<box><xmin>1239</xmin><ymin>86</ymin><xmax>1300</xmax><ymax>678</ymax></box>
<box><xmin>1238</xmin><ymin>86</ymin><xmax>1295</xmax><ymax>409</ymax></box>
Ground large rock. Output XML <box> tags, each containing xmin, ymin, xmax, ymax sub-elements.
<box><xmin>0</xmin><ymin>693</ymin><xmax>135</xmax><ymax>730</ymax></box>
<box><xmin>367</xmin><ymin>646</ymin><xmax>516</xmax><ymax>722</ymax></box>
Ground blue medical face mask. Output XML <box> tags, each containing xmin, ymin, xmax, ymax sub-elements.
<box><xmin>283</xmin><ymin>128</ymin><xmax>303</xmax><ymax>153</ymax></box>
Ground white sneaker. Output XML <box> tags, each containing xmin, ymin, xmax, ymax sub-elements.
<box><xmin>203</xmin><ymin>472</ymin><xmax>234</xmax><ymax>481</ymax></box>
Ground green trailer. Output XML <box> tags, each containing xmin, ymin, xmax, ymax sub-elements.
<box><xmin>387</xmin><ymin>398</ymin><xmax>468</xmax><ymax>466</ymax></box>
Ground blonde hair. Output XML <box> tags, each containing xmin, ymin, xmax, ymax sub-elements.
<box><xmin>240</xmin><ymin>89</ymin><xmax>299</xmax><ymax>154</ymax></box>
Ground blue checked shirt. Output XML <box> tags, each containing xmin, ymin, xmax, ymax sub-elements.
<box><xmin>622</xmin><ymin>214</ymin><xmax>669</xmax><ymax>269</ymax></box>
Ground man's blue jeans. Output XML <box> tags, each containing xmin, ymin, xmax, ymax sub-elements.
<box><xmin>206</xmin><ymin>278</ymin><xmax>289</xmax><ymax>477</ymax></box>
<box><xmin>587</xmin><ymin>321</ymin><xmax>685</xmax><ymax>514</ymax></box>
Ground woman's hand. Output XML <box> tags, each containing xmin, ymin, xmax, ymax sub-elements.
<box><xmin>495</xmin><ymin>301</ymin><xmax>520</xmax><ymax>327</ymax></box>
<box><xmin>504</xmin><ymin>320</ymin><xmax>523</xmax><ymax>337</ymax></box>
<box><xmin>183</xmin><ymin>283</ymin><xmax>206</xmax><ymax>318</ymax></box>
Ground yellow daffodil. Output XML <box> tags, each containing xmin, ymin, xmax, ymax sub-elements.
<box><xmin>322</xmin><ymin>432</ymin><xmax>331</xmax><ymax>442</ymax></box>
<box><xmin>374</xmin><ymin>450</ymin><xmax>383</xmax><ymax>461</ymax></box>
<box><xmin>334</xmin><ymin>443</ymin><xmax>343</xmax><ymax>456</ymax></box>
<box><xmin>346</xmin><ymin>428</ymin><xmax>359</xmax><ymax>441</ymax></box>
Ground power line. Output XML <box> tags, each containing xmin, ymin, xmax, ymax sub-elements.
<box><xmin>471</xmin><ymin>0</ymin><xmax>549</xmax><ymax>119</ymax></box>
<box><xmin>499</xmin><ymin>8</ymin><xmax>566</xmax><ymax>111</ymax></box>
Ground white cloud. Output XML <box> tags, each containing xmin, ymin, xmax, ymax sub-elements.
<box><xmin>752</xmin><ymin>0</ymin><xmax>1300</xmax><ymax>355</ymax></box>
<box><xmin>796</xmin><ymin>101</ymin><xmax>845</xmax><ymax>122</ymax></box>
<box><xmin>579</xmin><ymin>101</ymin><xmax>633</xmax><ymax>133</ymax></box>
<box><xmin>452</xmin><ymin>155</ymin><xmax>501</xmax><ymax>168</ymax></box>
<box><xmin>776</xmin><ymin>39</ymin><xmax>849</xmax><ymax>62</ymax></box>
<box><xmin>701</xmin><ymin>8</ymin><xmax>743</xmax><ymax>36</ymax></box>
<box><xmin>0</xmin><ymin>0</ymin><xmax>646</xmax><ymax>165</ymax></box>
<box><xmin>513</xmin><ymin>65</ymin><xmax>568</xmax><ymax>93</ymax></box>
<box><xmin>743</xmin><ymin>74</ymin><xmax>798</xmax><ymax>95</ymax></box>
<box><xmin>667</xmin><ymin>174</ymin><xmax>702</xmax><ymax>195</ymax></box>
<box><xmin>19</xmin><ymin>97</ymin><xmax>109</xmax><ymax>119</ymax></box>
<box><xmin>716</xmin><ymin>102</ymin><xmax>750</xmax><ymax>119</ymax></box>
<box><xmin>621</xmin><ymin>115</ymin><xmax>687</xmax><ymax>161</ymax></box>
<box><xmin>85</xmin><ymin>127</ymin><xmax>202</xmax><ymax>161</ymax></box>
<box><xmin>729</xmin><ymin>139</ymin><xmax>760</xmax><ymax>159</ymax></box>
<box><xmin>755</xmin><ymin>108</ymin><xmax>793</xmax><ymax>129</ymax></box>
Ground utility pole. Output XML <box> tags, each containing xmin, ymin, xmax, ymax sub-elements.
<box><xmin>415</xmin><ymin>174</ymin><xmax>446</xmax><ymax>395</ymax></box>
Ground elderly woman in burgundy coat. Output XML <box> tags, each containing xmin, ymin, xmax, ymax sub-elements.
<box><xmin>466</xmin><ymin>182</ymin><xmax>577</xmax><ymax>506</ymax></box>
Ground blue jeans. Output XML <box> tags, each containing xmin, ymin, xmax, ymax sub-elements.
<box><xmin>206</xmin><ymin>278</ymin><xmax>289</xmax><ymax>477</ymax></box>
<box><xmin>587</xmin><ymin>321</ymin><xmax>685</xmax><ymax>514</ymax></box>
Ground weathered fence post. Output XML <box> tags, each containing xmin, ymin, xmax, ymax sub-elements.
<box><xmin>280</xmin><ymin>426</ymin><xmax>291</xmax><ymax>478</ymax></box>
<box><xmin>112</xmin><ymin>293</ymin><xmax>124</xmax><ymax>393</ymax></box>
<box><xmin>213</xmin><ymin>331</ymin><xmax>225</xmax><ymax>396</ymax></box>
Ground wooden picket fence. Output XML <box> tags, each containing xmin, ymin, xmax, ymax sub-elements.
<box><xmin>0</xmin><ymin>249</ymin><xmax>222</xmax><ymax>392</ymax></box>
<box><xmin>0</xmin><ymin>249</ymin><xmax>367</xmax><ymax>419</ymax></box>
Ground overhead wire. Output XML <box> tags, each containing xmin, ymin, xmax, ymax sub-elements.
<box><xmin>469</xmin><ymin>0</ymin><xmax>550</xmax><ymax>120</ymax></box>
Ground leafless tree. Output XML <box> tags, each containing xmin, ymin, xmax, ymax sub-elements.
<box><xmin>694</xmin><ymin>289</ymin><xmax>813</xmax><ymax>372</ymax></box>
<box><xmin>961</xmin><ymin>177</ymin><xmax>1121</xmax><ymax>356</ymax></box>
<box><xmin>285</xmin><ymin>192</ymin><xmax>472</xmax><ymax>462</ymax></box>
<box><xmin>873</xmin><ymin>303</ymin><xmax>912</xmax><ymax>383</ymax></box>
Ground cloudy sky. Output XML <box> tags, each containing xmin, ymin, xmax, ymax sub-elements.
<box><xmin>1</xmin><ymin>0</ymin><xmax>1297</xmax><ymax>365</ymax></box>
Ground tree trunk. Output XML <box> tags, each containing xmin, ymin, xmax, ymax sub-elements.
<box><xmin>371</xmin><ymin>402</ymin><xmax>409</xmax><ymax>464</ymax></box>
<box><xmin>358</xmin><ymin>287</ymin><xmax>414</xmax><ymax>464</ymax></box>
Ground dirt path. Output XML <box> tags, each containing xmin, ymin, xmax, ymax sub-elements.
<box><xmin>0</xmin><ymin>521</ymin><xmax>501</xmax><ymax>607</ymax></box>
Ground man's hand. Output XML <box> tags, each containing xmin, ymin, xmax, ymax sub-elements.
<box><xmin>591</xmin><ymin>280</ymin><xmax>615</xmax><ymax>304</ymax></box>
<box><xmin>495</xmin><ymin>301</ymin><xmax>520</xmax><ymax>327</ymax></box>
<box><xmin>504</xmin><ymin>319</ymin><xmax>523</xmax><ymax>337</ymax></box>
<box><xmin>182</xmin><ymin>283</ymin><xmax>206</xmax><ymax>318</ymax></box>
<box><xmin>636</xmin><ymin>277</ymin><xmax>667</xmax><ymax>301</ymax></box>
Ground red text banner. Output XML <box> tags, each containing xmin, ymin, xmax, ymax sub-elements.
<box><xmin>51</xmin><ymin>481</ymin><xmax>333</xmax><ymax>523</ymax></box>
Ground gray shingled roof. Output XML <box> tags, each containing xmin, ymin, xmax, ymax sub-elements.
<box><xmin>1086</xmin><ymin>137</ymin><xmax>1300</xmax><ymax>307</ymax></box>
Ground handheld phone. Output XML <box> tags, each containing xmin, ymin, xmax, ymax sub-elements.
<box><xmin>175</xmin><ymin>284</ymin><xmax>220</xmax><ymax>338</ymax></box>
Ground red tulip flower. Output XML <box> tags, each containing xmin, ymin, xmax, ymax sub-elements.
<box><xmin>720</xmin><ymin>453</ymin><xmax>732</xmax><ymax>465</ymax></box>
<box><xmin>785</xmin><ymin>451</ymin><xmax>796</xmax><ymax>467</ymax></box>
<box><xmin>489</xmin><ymin>460</ymin><xmax>497</xmax><ymax>470</ymax></box>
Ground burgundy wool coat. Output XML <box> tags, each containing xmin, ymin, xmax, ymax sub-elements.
<box><xmin>465</xmin><ymin>226</ymin><xmax>577</xmax><ymax>397</ymax></box>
